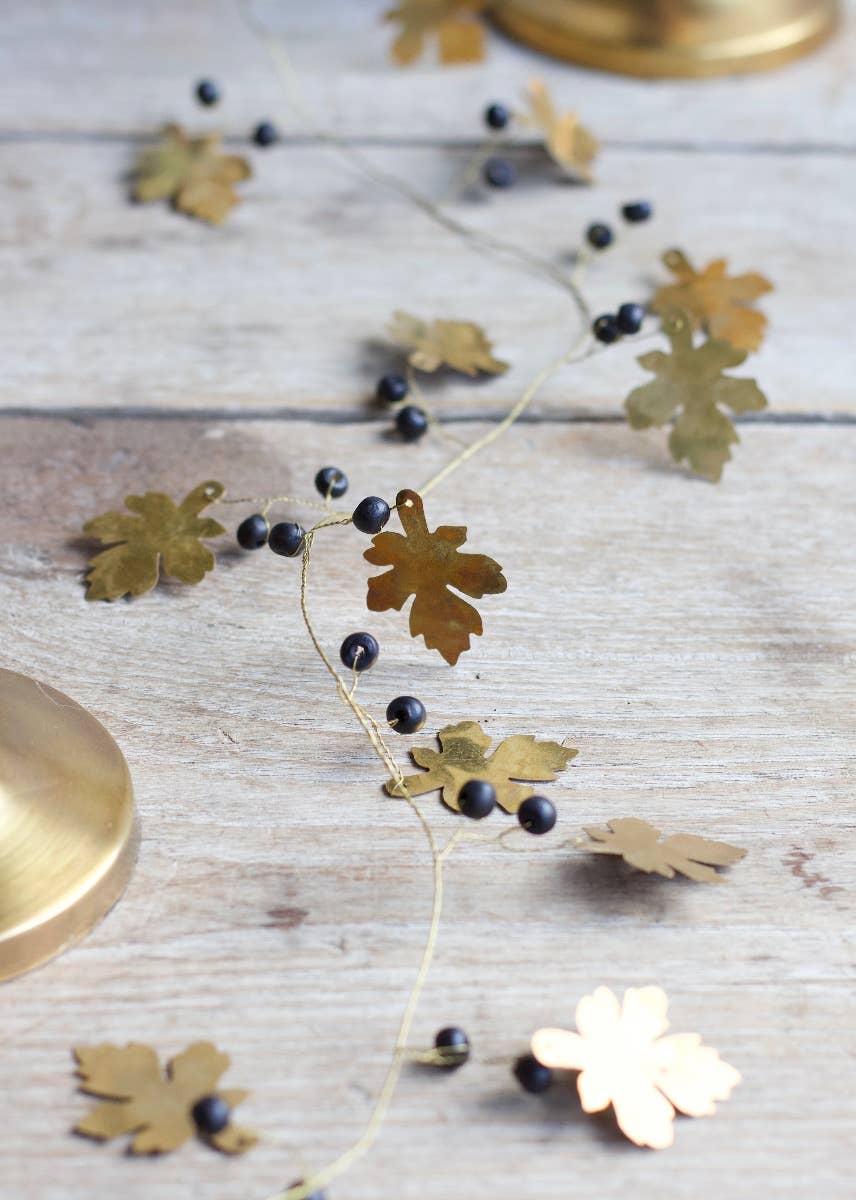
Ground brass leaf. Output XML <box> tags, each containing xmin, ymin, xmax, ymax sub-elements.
<box><xmin>83</xmin><ymin>480</ymin><xmax>226</xmax><ymax>601</ymax></box>
<box><xmin>652</xmin><ymin>248</ymin><xmax>773</xmax><ymax>351</ymax></box>
<box><xmin>384</xmin><ymin>0</ymin><xmax>488</xmax><ymax>65</ymax></box>
<box><xmin>388</xmin><ymin>719</ymin><xmax>578</xmax><ymax>812</ymax></box>
<box><xmin>625</xmin><ymin>311</ymin><xmax>767</xmax><ymax>481</ymax></box>
<box><xmin>365</xmin><ymin>489</ymin><xmax>507</xmax><ymax>664</ymax></box>
<box><xmin>582</xmin><ymin>818</ymin><xmax>746</xmax><ymax>882</ymax></box>
<box><xmin>532</xmin><ymin>986</ymin><xmax>740</xmax><ymax>1149</ymax></box>
<box><xmin>389</xmin><ymin>311</ymin><xmax>508</xmax><ymax>376</ymax></box>
<box><xmin>73</xmin><ymin>1042</ymin><xmax>257</xmax><ymax>1156</ymax></box>
<box><xmin>132</xmin><ymin>124</ymin><xmax>251</xmax><ymax>225</ymax></box>
<box><xmin>524</xmin><ymin>79</ymin><xmax>599</xmax><ymax>182</ymax></box>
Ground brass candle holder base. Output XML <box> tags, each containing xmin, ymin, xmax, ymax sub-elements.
<box><xmin>490</xmin><ymin>0</ymin><xmax>839</xmax><ymax>78</ymax></box>
<box><xmin>0</xmin><ymin>669</ymin><xmax>136</xmax><ymax>982</ymax></box>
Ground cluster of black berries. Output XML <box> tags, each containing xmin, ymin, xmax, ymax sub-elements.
<box><xmin>376</xmin><ymin>372</ymin><xmax>429</xmax><ymax>443</ymax></box>
<box><xmin>457</xmin><ymin>781</ymin><xmax>557</xmax><ymax>835</ymax></box>
<box><xmin>195</xmin><ymin>78</ymin><xmax>279</xmax><ymax>148</ymax></box>
<box><xmin>236</xmin><ymin>466</ymin><xmax>351</xmax><ymax>560</ymax></box>
<box><xmin>481</xmin><ymin>101</ymin><xmax>518</xmax><ymax>189</ymax></box>
<box><xmin>584</xmin><ymin>199</ymin><xmax>653</xmax><ymax>254</ymax></box>
<box><xmin>584</xmin><ymin>200</ymin><xmax>653</xmax><ymax>344</ymax></box>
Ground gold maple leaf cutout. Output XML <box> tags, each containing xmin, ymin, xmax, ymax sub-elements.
<box><xmin>532</xmin><ymin>986</ymin><xmax>741</xmax><ymax>1149</ymax></box>
<box><xmin>73</xmin><ymin>1041</ymin><xmax>257</xmax><ymax>1156</ymax></box>
<box><xmin>389</xmin><ymin>311</ymin><xmax>508</xmax><ymax>376</ymax></box>
<box><xmin>384</xmin><ymin>0</ymin><xmax>489</xmax><ymax>65</ymax></box>
<box><xmin>652</xmin><ymin>248</ymin><xmax>773</xmax><ymax>352</ymax></box>
<box><xmin>524</xmin><ymin>79</ymin><xmax>599</xmax><ymax>182</ymax></box>
<box><xmin>132</xmin><ymin>124</ymin><xmax>252</xmax><ymax>224</ymax></box>
<box><xmin>582</xmin><ymin>818</ymin><xmax>746</xmax><ymax>882</ymax></box>
<box><xmin>387</xmin><ymin>719</ymin><xmax>578</xmax><ymax>812</ymax></box>
<box><xmin>83</xmin><ymin>480</ymin><xmax>226</xmax><ymax>601</ymax></box>
<box><xmin>626</xmin><ymin>310</ymin><xmax>767</xmax><ymax>482</ymax></box>
<box><xmin>365</xmin><ymin>489</ymin><xmax>507</xmax><ymax>665</ymax></box>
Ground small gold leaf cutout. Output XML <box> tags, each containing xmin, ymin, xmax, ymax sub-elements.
<box><xmin>132</xmin><ymin>124</ymin><xmax>251</xmax><ymax>224</ymax></box>
<box><xmin>389</xmin><ymin>311</ymin><xmax>508</xmax><ymax>376</ymax></box>
<box><xmin>384</xmin><ymin>0</ymin><xmax>489</xmax><ymax>66</ymax></box>
<box><xmin>652</xmin><ymin>248</ymin><xmax>773</xmax><ymax>352</ymax></box>
<box><xmin>524</xmin><ymin>79</ymin><xmax>599</xmax><ymax>182</ymax></box>
<box><xmin>581</xmin><ymin>818</ymin><xmax>746</xmax><ymax>882</ymax></box>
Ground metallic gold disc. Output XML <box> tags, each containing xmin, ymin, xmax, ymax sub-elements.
<box><xmin>0</xmin><ymin>669</ymin><xmax>136</xmax><ymax>982</ymax></box>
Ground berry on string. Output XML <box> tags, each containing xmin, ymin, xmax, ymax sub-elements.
<box><xmin>622</xmin><ymin>199</ymin><xmax>653</xmax><ymax>223</ymax></box>
<box><xmin>586</xmin><ymin>222</ymin><xmax>614</xmax><ymax>250</ymax></box>
<box><xmin>396</xmin><ymin>404</ymin><xmax>429</xmax><ymax>442</ymax></box>
<box><xmin>315</xmin><ymin>466</ymin><xmax>349</xmax><ymax>499</ymax></box>
<box><xmin>514</xmin><ymin>1053</ymin><xmax>553</xmax><ymax>1094</ymax></box>
<box><xmin>386</xmin><ymin>695</ymin><xmax>426</xmax><ymax>734</ymax></box>
<box><xmin>268</xmin><ymin>521</ymin><xmax>306</xmax><ymax>558</ymax></box>
<box><xmin>236</xmin><ymin>514</ymin><xmax>269</xmax><ymax>549</ymax></box>
<box><xmin>191</xmin><ymin>1095</ymin><xmax>231</xmax><ymax>1135</ymax></box>
<box><xmin>593</xmin><ymin>314</ymin><xmax>619</xmax><ymax>344</ymax></box>
<box><xmin>195</xmin><ymin>79</ymin><xmax>220</xmax><ymax>107</ymax></box>
<box><xmin>340</xmin><ymin>631</ymin><xmax>379</xmax><ymax>672</ymax></box>
<box><xmin>483</xmin><ymin>157</ymin><xmax>516</xmax><ymax>189</ymax></box>
<box><xmin>617</xmin><ymin>302</ymin><xmax>645</xmax><ymax>335</ymax></box>
<box><xmin>517</xmin><ymin>794</ymin><xmax>556</xmax><ymax>835</ymax></box>
<box><xmin>484</xmin><ymin>102</ymin><xmax>511</xmax><ymax>131</ymax></box>
<box><xmin>352</xmin><ymin>495</ymin><xmax>391</xmax><ymax>534</ymax></box>
<box><xmin>434</xmin><ymin>1026</ymin><xmax>470</xmax><ymax>1067</ymax></box>
<box><xmin>253</xmin><ymin>121</ymin><xmax>279</xmax><ymax>147</ymax></box>
<box><xmin>458</xmin><ymin>779</ymin><xmax>496</xmax><ymax>819</ymax></box>
<box><xmin>376</xmin><ymin>373</ymin><xmax>409</xmax><ymax>405</ymax></box>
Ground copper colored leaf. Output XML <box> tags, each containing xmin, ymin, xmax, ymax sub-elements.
<box><xmin>73</xmin><ymin>1041</ymin><xmax>256</xmax><ymax>1156</ymax></box>
<box><xmin>524</xmin><ymin>79</ymin><xmax>599</xmax><ymax>182</ymax></box>
<box><xmin>582</xmin><ymin>818</ymin><xmax>746</xmax><ymax>882</ymax></box>
<box><xmin>652</xmin><ymin>249</ymin><xmax>773</xmax><ymax>351</ymax></box>
<box><xmin>365</xmin><ymin>489</ymin><xmax>507</xmax><ymax>664</ymax></box>
<box><xmin>532</xmin><ymin>986</ymin><xmax>740</xmax><ymax>1149</ymax></box>
<box><xmin>625</xmin><ymin>311</ymin><xmax>767</xmax><ymax>481</ymax></box>
<box><xmin>389</xmin><ymin>311</ymin><xmax>508</xmax><ymax>376</ymax></box>
<box><xmin>132</xmin><ymin>124</ymin><xmax>251</xmax><ymax>224</ymax></box>
<box><xmin>83</xmin><ymin>480</ymin><xmax>226</xmax><ymax>601</ymax></box>
<box><xmin>384</xmin><ymin>0</ymin><xmax>488</xmax><ymax>65</ymax></box>
<box><xmin>388</xmin><ymin>719</ymin><xmax>578</xmax><ymax>813</ymax></box>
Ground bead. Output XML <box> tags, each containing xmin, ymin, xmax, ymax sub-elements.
<box><xmin>352</xmin><ymin>496</ymin><xmax>390</xmax><ymax>534</ymax></box>
<box><xmin>484</xmin><ymin>102</ymin><xmax>511</xmax><ymax>130</ymax></box>
<box><xmin>458</xmin><ymin>779</ymin><xmax>496</xmax><ymax>820</ymax></box>
<box><xmin>191</xmin><ymin>1094</ymin><xmax>230</xmax><ymax>1135</ymax></box>
<box><xmin>268</xmin><ymin>521</ymin><xmax>305</xmax><ymax>558</ymax></box>
<box><xmin>396</xmin><ymin>404</ymin><xmax>429</xmax><ymax>442</ymax></box>
<box><xmin>517</xmin><ymin>794</ymin><xmax>556</xmax><ymax>835</ymax></box>
<box><xmin>314</xmin><ymin>466</ymin><xmax>349</xmax><ymax>499</ymax></box>
<box><xmin>236</xmin><ymin>513</ymin><xmax>269</xmax><ymax>549</ymax></box>
<box><xmin>253</xmin><ymin>121</ymin><xmax>279</xmax><ymax>147</ymax></box>
<box><xmin>376</xmin><ymin>373</ymin><xmax>408</xmax><ymax>405</ymax></box>
<box><xmin>483</xmin><ymin>157</ymin><xmax>516</xmax><ymax>189</ymax></box>
<box><xmin>514</xmin><ymin>1053</ymin><xmax>554</xmax><ymax>1094</ymax></box>
<box><xmin>386</xmin><ymin>695</ymin><xmax>426</xmax><ymax>735</ymax></box>
<box><xmin>435</xmin><ymin>1026</ymin><xmax>470</xmax><ymax>1067</ymax></box>
<box><xmin>586</xmin><ymin>222</ymin><xmax>614</xmax><ymax>250</ymax></box>
<box><xmin>340</xmin><ymin>632</ymin><xmax>379</xmax><ymax>672</ymax></box>
<box><xmin>622</xmin><ymin>199</ymin><xmax>653</xmax><ymax>223</ymax></box>
<box><xmin>592</xmin><ymin>314</ymin><xmax>619</xmax><ymax>344</ymax></box>
<box><xmin>616</xmin><ymin>302</ymin><xmax>645</xmax><ymax>335</ymax></box>
<box><xmin>195</xmin><ymin>80</ymin><xmax>220</xmax><ymax>107</ymax></box>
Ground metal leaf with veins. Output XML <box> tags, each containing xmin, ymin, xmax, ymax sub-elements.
<box><xmin>652</xmin><ymin>248</ymin><xmax>772</xmax><ymax>351</ymax></box>
<box><xmin>582</xmin><ymin>818</ymin><xmax>747</xmax><ymax>882</ymax></box>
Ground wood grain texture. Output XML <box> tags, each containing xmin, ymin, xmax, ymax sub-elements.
<box><xmin>0</xmin><ymin>417</ymin><xmax>854</xmax><ymax>1199</ymax></box>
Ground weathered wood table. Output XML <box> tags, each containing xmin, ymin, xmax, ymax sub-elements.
<box><xmin>1</xmin><ymin>4</ymin><xmax>854</xmax><ymax>1197</ymax></box>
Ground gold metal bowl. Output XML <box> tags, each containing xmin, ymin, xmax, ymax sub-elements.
<box><xmin>491</xmin><ymin>0</ymin><xmax>839</xmax><ymax>77</ymax></box>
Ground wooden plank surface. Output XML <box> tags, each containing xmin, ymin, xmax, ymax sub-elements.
<box><xmin>1</xmin><ymin>3</ymin><xmax>854</xmax><ymax>1199</ymax></box>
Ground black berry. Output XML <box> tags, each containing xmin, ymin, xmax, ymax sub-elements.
<box><xmin>458</xmin><ymin>779</ymin><xmax>496</xmax><ymax>820</ymax></box>
<box><xmin>484</xmin><ymin>102</ymin><xmax>511</xmax><ymax>130</ymax></box>
<box><xmin>396</xmin><ymin>404</ymin><xmax>428</xmax><ymax>442</ymax></box>
<box><xmin>340</xmin><ymin>632</ymin><xmax>379</xmax><ymax>673</ymax></box>
<box><xmin>195</xmin><ymin>79</ymin><xmax>220</xmax><ymax>107</ymax></box>
<box><xmin>435</xmin><ymin>1026</ymin><xmax>470</xmax><ymax>1067</ymax></box>
<box><xmin>517</xmin><ymin>794</ymin><xmax>556</xmax><ymax>835</ymax></box>
<box><xmin>622</xmin><ymin>199</ymin><xmax>653</xmax><ymax>223</ymax></box>
<box><xmin>268</xmin><ymin>521</ymin><xmax>305</xmax><ymax>558</ymax></box>
<box><xmin>376</xmin><ymin>373</ymin><xmax>408</xmax><ymax>405</ymax></box>
<box><xmin>191</xmin><ymin>1094</ymin><xmax>230</xmax><ymax>1135</ymax></box>
<box><xmin>483</xmin><ymin>157</ymin><xmax>516</xmax><ymax>189</ymax></box>
<box><xmin>315</xmin><ymin>466</ymin><xmax>349</xmax><ymax>499</ymax></box>
<box><xmin>593</xmin><ymin>314</ymin><xmax>619</xmax><ymax>344</ymax></box>
<box><xmin>514</xmin><ymin>1053</ymin><xmax>553</xmax><ymax>1094</ymax></box>
<box><xmin>253</xmin><ymin>121</ymin><xmax>278</xmax><ymax>147</ymax></box>
<box><xmin>586</xmin><ymin>222</ymin><xmax>614</xmax><ymax>250</ymax></box>
<box><xmin>386</xmin><ymin>695</ymin><xmax>426</xmax><ymax>734</ymax></box>
<box><xmin>617</xmin><ymin>302</ymin><xmax>645</xmax><ymax>335</ymax></box>
<box><xmin>352</xmin><ymin>496</ymin><xmax>390</xmax><ymax>534</ymax></box>
<box><xmin>236</xmin><ymin>513</ymin><xmax>268</xmax><ymax>550</ymax></box>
